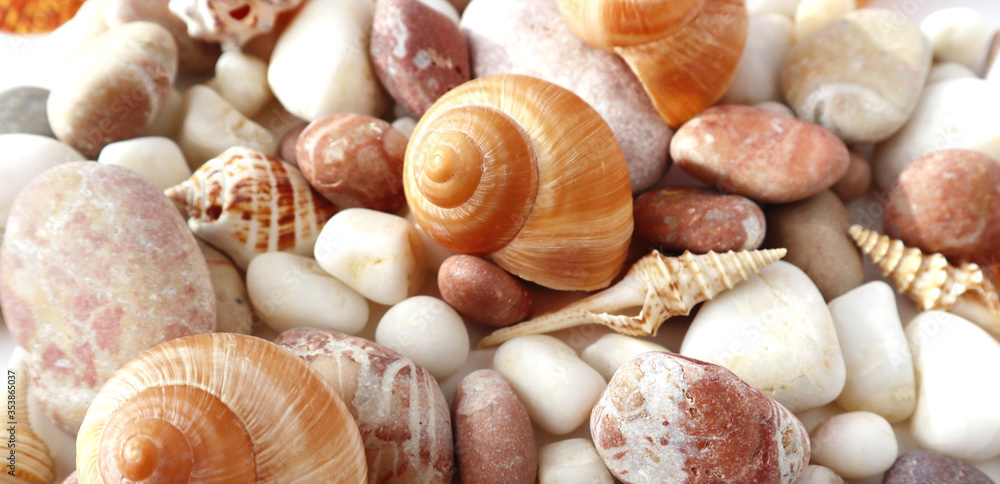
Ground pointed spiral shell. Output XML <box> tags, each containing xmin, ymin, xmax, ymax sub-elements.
<box><xmin>557</xmin><ymin>0</ymin><xmax>747</xmax><ymax>127</ymax></box>
<box><xmin>3</xmin><ymin>356</ymin><xmax>55</xmax><ymax>484</ymax></box>
<box><xmin>479</xmin><ymin>248</ymin><xmax>787</xmax><ymax>347</ymax></box>
<box><xmin>404</xmin><ymin>74</ymin><xmax>633</xmax><ymax>291</ymax></box>
<box><xmin>76</xmin><ymin>333</ymin><xmax>367</xmax><ymax>483</ymax></box>
<box><xmin>165</xmin><ymin>147</ymin><xmax>338</xmax><ymax>270</ymax></box>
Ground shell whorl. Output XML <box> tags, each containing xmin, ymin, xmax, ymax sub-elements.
<box><xmin>76</xmin><ymin>333</ymin><xmax>367</xmax><ymax>483</ymax></box>
<box><xmin>405</xmin><ymin>74</ymin><xmax>633</xmax><ymax>291</ymax></box>
<box><xmin>165</xmin><ymin>147</ymin><xmax>338</xmax><ymax>269</ymax></box>
<box><xmin>478</xmin><ymin>248</ymin><xmax>787</xmax><ymax>348</ymax></box>
<box><xmin>3</xmin><ymin>357</ymin><xmax>55</xmax><ymax>484</ymax></box>
<box><xmin>557</xmin><ymin>0</ymin><xmax>706</xmax><ymax>51</ymax></box>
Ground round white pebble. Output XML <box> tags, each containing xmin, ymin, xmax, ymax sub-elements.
<box><xmin>794</xmin><ymin>0</ymin><xmax>855</xmax><ymax>40</ymax></box>
<box><xmin>580</xmin><ymin>333</ymin><xmax>668</xmax><ymax>381</ymax></box>
<box><xmin>538</xmin><ymin>439</ymin><xmax>613</xmax><ymax>484</ymax></box>
<box><xmin>376</xmin><ymin>295</ymin><xmax>469</xmax><ymax>379</ymax></box>
<box><xmin>810</xmin><ymin>411</ymin><xmax>898</xmax><ymax>479</ymax></box>
<box><xmin>246</xmin><ymin>252</ymin><xmax>369</xmax><ymax>334</ymax></box>
<box><xmin>920</xmin><ymin>7</ymin><xmax>991</xmax><ymax>68</ymax></box>
<box><xmin>926</xmin><ymin>62</ymin><xmax>977</xmax><ymax>84</ymax></box>
<box><xmin>97</xmin><ymin>136</ymin><xmax>191</xmax><ymax>190</ymax></box>
<box><xmin>793</xmin><ymin>465</ymin><xmax>844</xmax><ymax>484</ymax></box>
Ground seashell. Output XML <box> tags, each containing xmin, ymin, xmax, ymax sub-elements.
<box><xmin>0</xmin><ymin>0</ymin><xmax>86</xmax><ymax>33</ymax></box>
<box><xmin>849</xmin><ymin>225</ymin><xmax>1000</xmax><ymax>337</ymax></box>
<box><xmin>478</xmin><ymin>248</ymin><xmax>787</xmax><ymax>348</ymax></box>
<box><xmin>276</xmin><ymin>328</ymin><xmax>455</xmax><ymax>484</ymax></box>
<box><xmin>168</xmin><ymin>0</ymin><xmax>304</xmax><ymax>46</ymax></box>
<box><xmin>3</xmin><ymin>355</ymin><xmax>55</xmax><ymax>484</ymax></box>
<box><xmin>557</xmin><ymin>0</ymin><xmax>748</xmax><ymax>127</ymax></box>
<box><xmin>75</xmin><ymin>333</ymin><xmax>367</xmax><ymax>483</ymax></box>
<box><xmin>404</xmin><ymin>74</ymin><xmax>633</xmax><ymax>291</ymax></box>
<box><xmin>165</xmin><ymin>146</ymin><xmax>338</xmax><ymax>270</ymax></box>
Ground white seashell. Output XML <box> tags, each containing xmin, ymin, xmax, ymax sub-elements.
<box><xmin>165</xmin><ymin>147</ymin><xmax>338</xmax><ymax>270</ymax></box>
<box><xmin>479</xmin><ymin>248</ymin><xmax>787</xmax><ymax>348</ymax></box>
<box><xmin>848</xmin><ymin>224</ymin><xmax>1000</xmax><ymax>337</ymax></box>
<box><xmin>168</xmin><ymin>0</ymin><xmax>305</xmax><ymax>47</ymax></box>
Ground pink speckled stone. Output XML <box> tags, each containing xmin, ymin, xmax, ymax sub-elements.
<box><xmin>0</xmin><ymin>162</ymin><xmax>215</xmax><ymax>435</ymax></box>
<box><xmin>370</xmin><ymin>0</ymin><xmax>470</xmax><ymax>118</ymax></box>
<box><xmin>591</xmin><ymin>352</ymin><xmax>810</xmax><ymax>483</ymax></box>
<box><xmin>276</xmin><ymin>327</ymin><xmax>454</xmax><ymax>484</ymax></box>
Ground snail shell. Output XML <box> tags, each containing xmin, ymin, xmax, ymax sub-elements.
<box><xmin>0</xmin><ymin>0</ymin><xmax>85</xmax><ymax>33</ymax></box>
<box><xmin>75</xmin><ymin>333</ymin><xmax>367</xmax><ymax>483</ymax></box>
<box><xmin>3</xmin><ymin>354</ymin><xmax>55</xmax><ymax>484</ymax></box>
<box><xmin>849</xmin><ymin>225</ymin><xmax>1000</xmax><ymax>337</ymax></box>
<box><xmin>557</xmin><ymin>0</ymin><xmax>747</xmax><ymax>127</ymax></box>
<box><xmin>168</xmin><ymin>0</ymin><xmax>304</xmax><ymax>46</ymax></box>
<box><xmin>165</xmin><ymin>147</ymin><xmax>338</xmax><ymax>270</ymax></box>
<box><xmin>479</xmin><ymin>248</ymin><xmax>787</xmax><ymax>347</ymax></box>
<box><xmin>404</xmin><ymin>74</ymin><xmax>633</xmax><ymax>291</ymax></box>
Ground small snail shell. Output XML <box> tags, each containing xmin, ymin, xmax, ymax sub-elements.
<box><xmin>75</xmin><ymin>333</ymin><xmax>367</xmax><ymax>483</ymax></box>
<box><xmin>404</xmin><ymin>74</ymin><xmax>633</xmax><ymax>291</ymax></box>
<box><xmin>557</xmin><ymin>0</ymin><xmax>747</xmax><ymax>127</ymax></box>
<box><xmin>165</xmin><ymin>147</ymin><xmax>339</xmax><ymax>270</ymax></box>
<box><xmin>3</xmin><ymin>355</ymin><xmax>55</xmax><ymax>484</ymax></box>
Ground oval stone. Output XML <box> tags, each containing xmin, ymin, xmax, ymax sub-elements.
<box><xmin>781</xmin><ymin>9</ymin><xmax>931</xmax><ymax>144</ymax></box>
<box><xmin>884</xmin><ymin>450</ymin><xmax>995</xmax><ymax>484</ymax></box>
<box><xmin>671</xmin><ymin>105</ymin><xmax>849</xmax><ymax>204</ymax></box>
<box><xmin>591</xmin><ymin>352</ymin><xmax>810</xmax><ymax>483</ymax></box>
<box><xmin>453</xmin><ymin>370</ymin><xmax>536</xmax><ymax>484</ymax></box>
<box><xmin>0</xmin><ymin>162</ymin><xmax>215</xmax><ymax>435</ymax></box>
<box><xmin>370</xmin><ymin>0</ymin><xmax>470</xmax><ymax>118</ymax></box>
<box><xmin>0</xmin><ymin>87</ymin><xmax>54</xmax><ymax>137</ymax></box>
<box><xmin>884</xmin><ymin>149</ymin><xmax>1000</xmax><ymax>265</ymax></box>
<box><xmin>437</xmin><ymin>255</ymin><xmax>533</xmax><ymax>327</ymax></box>
<box><xmin>633</xmin><ymin>187</ymin><xmax>765</xmax><ymax>253</ymax></box>
<box><xmin>830</xmin><ymin>150</ymin><xmax>871</xmax><ymax>202</ymax></box>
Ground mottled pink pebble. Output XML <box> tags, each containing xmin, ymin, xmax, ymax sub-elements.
<box><xmin>884</xmin><ymin>450</ymin><xmax>994</xmax><ymax>484</ymax></box>
<box><xmin>276</xmin><ymin>327</ymin><xmax>454</xmax><ymax>484</ymax></box>
<box><xmin>633</xmin><ymin>187</ymin><xmax>765</xmax><ymax>253</ymax></box>
<box><xmin>296</xmin><ymin>114</ymin><xmax>407</xmax><ymax>212</ymax></box>
<box><xmin>438</xmin><ymin>255</ymin><xmax>533</xmax><ymax>327</ymax></box>
<box><xmin>0</xmin><ymin>163</ymin><xmax>215</xmax><ymax>435</ymax></box>
<box><xmin>454</xmin><ymin>370</ymin><xmax>536</xmax><ymax>484</ymax></box>
<box><xmin>591</xmin><ymin>352</ymin><xmax>810</xmax><ymax>483</ymax></box>
<box><xmin>370</xmin><ymin>0</ymin><xmax>470</xmax><ymax>118</ymax></box>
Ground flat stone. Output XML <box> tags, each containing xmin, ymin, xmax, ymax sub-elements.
<box><xmin>591</xmin><ymin>352</ymin><xmax>810</xmax><ymax>483</ymax></box>
<box><xmin>634</xmin><ymin>187</ymin><xmax>766</xmax><ymax>253</ymax></box>
<box><xmin>884</xmin><ymin>450</ymin><xmax>995</xmax><ymax>484</ymax></box>
<box><xmin>680</xmin><ymin>261</ymin><xmax>846</xmax><ymax>412</ymax></box>
<box><xmin>0</xmin><ymin>87</ymin><xmax>54</xmax><ymax>137</ymax></box>
<box><xmin>460</xmin><ymin>0</ymin><xmax>672</xmax><ymax>193</ymax></box>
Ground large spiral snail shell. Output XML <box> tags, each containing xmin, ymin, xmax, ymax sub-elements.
<box><xmin>404</xmin><ymin>74</ymin><xmax>633</xmax><ymax>291</ymax></box>
<box><xmin>75</xmin><ymin>333</ymin><xmax>367</xmax><ymax>483</ymax></box>
<box><xmin>3</xmin><ymin>354</ymin><xmax>55</xmax><ymax>484</ymax></box>
<box><xmin>557</xmin><ymin>0</ymin><xmax>748</xmax><ymax>127</ymax></box>
<box><xmin>165</xmin><ymin>147</ymin><xmax>339</xmax><ymax>270</ymax></box>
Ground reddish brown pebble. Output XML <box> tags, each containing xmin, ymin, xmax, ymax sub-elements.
<box><xmin>0</xmin><ymin>163</ymin><xmax>215</xmax><ymax>435</ymax></box>
<box><xmin>276</xmin><ymin>328</ymin><xmax>454</xmax><ymax>484</ymax></box>
<box><xmin>670</xmin><ymin>105</ymin><xmax>850</xmax><ymax>204</ymax></box>
<box><xmin>47</xmin><ymin>22</ymin><xmax>178</xmax><ymax>159</ymax></box>
<box><xmin>279</xmin><ymin>121</ymin><xmax>308</xmax><ymax>167</ymax></box>
<box><xmin>764</xmin><ymin>190</ymin><xmax>863</xmax><ymax>301</ymax></box>
<box><xmin>296</xmin><ymin>113</ymin><xmax>407</xmax><ymax>212</ymax></box>
<box><xmin>831</xmin><ymin>150</ymin><xmax>872</xmax><ymax>201</ymax></box>
<box><xmin>633</xmin><ymin>187</ymin><xmax>766</xmax><ymax>253</ymax></box>
<box><xmin>591</xmin><ymin>352</ymin><xmax>810</xmax><ymax>483</ymax></box>
<box><xmin>104</xmin><ymin>0</ymin><xmax>221</xmax><ymax>73</ymax></box>
<box><xmin>438</xmin><ymin>255</ymin><xmax>533</xmax><ymax>327</ymax></box>
<box><xmin>370</xmin><ymin>0</ymin><xmax>470</xmax><ymax>118</ymax></box>
<box><xmin>454</xmin><ymin>369</ymin><xmax>537</xmax><ymax>484</ymax></box>
<box><xmin>885</xmin><ymin>149</ymin><xmax>1000</xmax><ymax>265</ymax></box>
<box><xmin>883</xmin><ymin>450</ymin><xmax>994</xmax><ymax>484</ymax></box>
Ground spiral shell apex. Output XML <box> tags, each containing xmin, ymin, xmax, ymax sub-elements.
<box><xmin>165</xmin><ymin>147</ymin><xmax>338</xmax><ymax>270</ymax></box>
<box><xmin>76</xmin><ymin>333</ymin><xmax>367</xmax><ymax>483</ymax></box>
<box><xmin>558</xmin><ymin>0</ymin><xmax>747</xmax><ymax>127</ymax></box>
<box><xmin>404</xmin><ymin>74</ymin><xmax>633</xmax><ymax>291</ymax></box>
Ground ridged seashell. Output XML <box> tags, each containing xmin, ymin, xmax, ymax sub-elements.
<box><xmin>165</xmin><ymin>147</ymin><xmax>338</xmax><ymax>270</ymax></box>
<box><xmin>75</xmin><ymin>333</ymin><xmax>367</xmax><ymax>483</ymax></box>
<box><xmin>849</xmin><ymin>225</ymin><xmax>1000</xmax><ymax>337</ymax></box>
<box><xmin>0</xmin><ymin>0</ymin><xmax>85</xmax><ymax>33</ymax></box>
<box><xmin>404</xmin><ymin>74</ymin><xmax>633</xmax><ymax>291</ymax></box>
<box><xmin>557</xmin><ymin>0</ymin><xmax>748</xmax><ymax>127</ymax></box>
<box><xmin>276</xmin><ymin>328</ymin><xmax>455</xmax><ymax>484</ymax></box>
<box><xmin>3</xmin><ymin>355</ymin><xmax>55</xmax><ymax>484</ymax></box>
<box><xmin>478</xmin><ymin>248</ymin><xmax>787</xmax><ymax>348</ymax></box>
<box><xmin>168</xmin><ymin>0</ymin><xmax>304</xmax><ymax>46</ymax></box>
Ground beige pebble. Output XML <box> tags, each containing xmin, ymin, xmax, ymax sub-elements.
<box><xmin>927</xmin><ymin>62</ymin><xmax>977</xmax><ymax>85</ymax></box>
<box><xmin>97</xmin><ymin>136</ymin><xmax>191</xmax><ymax>191</ymax></box>
<box><xmin>920</xmin><ymin>8</ymin><xmax>991</xmax><ymax>68</ymax></box>
<box><xmin>175</xmin><ymin>85</ymin><xmax>276</xmax><ymax>169</ymax></box>
<box><xmin>206</xmin><ymin>51</ymin><xmax>273</xmax><ymax>118</ymax></box>
<box><xmin>794</xmin><ymin>0</ymin><xmax>855</xmax><ymax>40</ymax></box>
